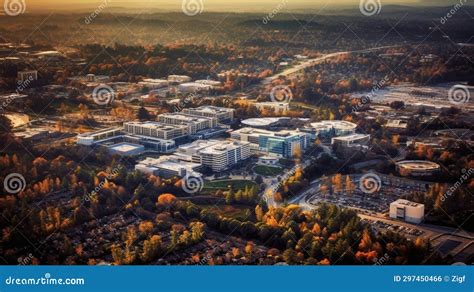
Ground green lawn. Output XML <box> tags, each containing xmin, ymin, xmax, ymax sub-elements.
<box><xmin>203</xmin><ymin>179</ymin><xmax>257</xmax><ymax>192</ymax></box>
<box><xmin>254</xmin><ymin>165</ymin><xmax>283</xmax><ymax>176</ymax></box>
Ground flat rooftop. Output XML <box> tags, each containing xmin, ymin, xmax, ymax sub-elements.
<box><xmin>310</xmin><ymin>120</ymin><xmax>357</xmax><ymax>131</ymax></box>
<box><xmin>125</xmin><ymin>121</ymin><xmax>187</xmax><ymax>131</ymax></box>
<box><xmin>108</xmin><ymin>142</ymin><xmax>144</xmax><ymax>153</ymax></box>
<box><xmin>241</xmin><ymin>117</ymin><xmax>281</xmax><ymax>127</ymax></box>
<box><xmin>392</xmin><ymin>199</ymin><xmax>424</xmax><ymax>209</ymax></box>
<box><xmin>396</xmin><ymin>160</ymin><xmax>441</xmax><ymax>170</ymax></box>
<box><xmin>332</xmin><ymin>134</ymin><xmax>370</xmax><ymax>141</ymax></box>
<box><xmin>185</xmin><ymin>106</ymin><xmax>234</xmax><ymax>114</ymax></box>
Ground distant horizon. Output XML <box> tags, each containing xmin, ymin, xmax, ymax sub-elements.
<box><xmin>19</xmin><ymin>0</ymin><xmax>474</xmax><ymax>13</ymax></box>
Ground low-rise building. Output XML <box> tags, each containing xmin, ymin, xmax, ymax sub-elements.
<box><xmin>17</xmin><ymin>70</ymin><xmax>38</xmax><ymax>82</ymax></box>
<box><xmin>124</xmin><ymin>121</ymin><xmax>188</xmax><ymax>140</ymax></box>
<box><xmin>254</xmin><ymin>102</ymin><xmax>290</xmax><ymax>113</ymax></box>
<box><xmin>257</xmin><ymin>155</ymin><xmax>279</xmax><ymax>166</ymax></box>
<box><xmin>183</xmin><ymin>106</ymin><xmax>235</xmax><ymax>123</ymax></box>
<box><xmin>331</xmin><ymin>134</ymin><xmax>371</xmax><ymax>147</ymax></box>
<box><xmin>310</xmin><ymin>120</ymin><xmax>357</xmax><ymax>137</ymax></box>
<box><xmin>157</xmin><ymin>113</ymin><xmax>218</xmax><ymax>134</ymax></box>
<box><xmin>177</xmin><ymin>82</ymin><xmax>212</xmax><ymax>93</ymax></box>
<box><xmin>139</xmin><ymin>79</ymin><xmax>169</xmax><ymax>89</ymax></box>
<box><xmin>107</xmin><ymin>142</ymin><xmax>145</xmax><ymax>156</ymax></box>
<box><xmin>396</xmin><ymin>160</ymin><xmax>441</xmax><ymax>177</ymax></box>
<box><xmin>178</xmin><ymin>140</ymin><xmax>251</xmax><ymax>172</ymax></box>
<box><xmin>389</xmin><ymin>199</ymin><xmax>424</xmax><ymax>224</ymax></box>
<box><xmin>135</xmin><ymin>156</ymin><xmax>201</xmax><ymax>178</ymax></box>
<box><xmin>168</xmin><ymin>75</ymin><xmax>192</xmax><ymax>84</ymax></box>
<box><xmin>231</xmin><ymin>127</ymin><xmax>309</xmax><ymax>158</ymax></box>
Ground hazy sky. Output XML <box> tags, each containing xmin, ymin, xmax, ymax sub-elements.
<box><xmin>26</xmin><ymin>0</ymin><xmax>464</xmax><ymax>12</ymax></box>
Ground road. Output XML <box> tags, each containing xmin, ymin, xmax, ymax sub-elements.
<box><xmin>286</xmin><ymin>172</ymin><xmax>474</xmax><ymax>260</ymax></box>
<box><xmin>262</xmin><ymin>45</ymin><xmax>400</xmax><ymax>85</ymax></box>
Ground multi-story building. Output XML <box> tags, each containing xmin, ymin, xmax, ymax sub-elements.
<box><xmin>157</xmin><ymin>113</ymin><xmax>218</xmax><ymax>134</ymax></box>
<box><xmin>230</xmin><ymin>128</ymin><xmax>310</xmax><ymax>158</ymax></box>
<box><xmin>17</xmin><ymin>70</ymin><xmax>38</xmax><ymax>82</ymax></box>
<box><xmin>135</xmin><ymin>156</ymin><xmax>202</xmax><ymax>178</ymax></box>
<box><xmin>77</xmin><ymin>126</ymin><xmax>176</xmax><ymax>154</ymax></box>
<box><xmin>254</xmin><ymin>102</ymin><xmax>290</xmax><ymax>113</ymax></box>
<box><xmin>389</xmin><ymin>199</ymin><xmax>424</xmax><ymax>224</ymax></box>
<box><xmin>331</xmin><ymin>134</ymin><xmax>371</xmax><ymax>147</ymax></box>
<box><xmin>123</xmin><ymin>122</ymin><xmax>188</xmax><ymax>140</ymax></box>
<box><xmin>178</xmin><ymin>140</ymin><xmax>251</xmax><ymax>172</ymax></box>
<box><xmin>183</xmin><ymin>106</ymin><xmax>235</xmax><ymax>123</ymax></box>
<box><xmin>302</xmin><ymin>120</ymin><xmax>358</xmax><ymax>139</ymax></box>
<box><xmin>168</xmin><ymin>75</ymin><xmax>192</xmax><ymax>84</ymax></box>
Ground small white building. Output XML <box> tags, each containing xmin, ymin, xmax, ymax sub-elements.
<box><xmin>107</xmin><ymin>142</ymin><xmax>145</xmax><ymax>156</ymax></box>
<box><xmin>168</xmin><ymin>75</ymin><xmax>192</xmax><ymax>84</ymax></box>
<box><xmin>331</xmin><ymin>134</ymin><xmax>371</xmax><ymax>147</ymax></box>
<box><xmin>257</xmin><ymin>155</ymin><xmax>279</xmax><ymax>166</ymax></box>
<box><xmin>254</xmin><ymin>102</ymin><xmax>290</xmax><ymax>113</ymax></box>
<box><xmin>17</xmin><ymin>70</ymin><xmax>38</xmax><ymax>82</ymax></box>
<box><xmin>389</xmin><ymin>199</ymin><xmax>424</xmax><ymax>224</ymax></box>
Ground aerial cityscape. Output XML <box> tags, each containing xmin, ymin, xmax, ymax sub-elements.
<box><xmin>0</xmin><ymin>0</ymin><xmax>473</xmax><ymax>267</ymax></box>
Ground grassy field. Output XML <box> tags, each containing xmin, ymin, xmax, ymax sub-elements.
<box><xmin>254</xmin><ymin>165</ymin><xmax>283</xmax><ymax>176</ymax></box>
<box><xmin>203</xmin><ymin>179</ymin><xmax>258</xmax><ymax>192</ymax></box>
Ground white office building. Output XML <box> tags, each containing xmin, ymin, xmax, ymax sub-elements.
<box><xmin>389</xmin><ymin>199</ymin><xmax>424</xmax><ymax>224</ymax></box>
<box><xmin>168</xmin><ymin>75</ymin><xmax>192</xmax><ymax>84</ymax></box>
<box><xmin>135</xmin><ymin>156</ymin><xmax>201</xmax><ymax>178</ymax></box>
<box><xmin>157</xmin><ymin>113</ymin><xmax>218</xmax><ymax>134</ymax></box>
<box><xmin>183</xmin><ymin>106</ymin><xmax>235</xmax><ymax>123</ymax></box>
<box><xmin>331</xmin><ymin>134</ymin><xmax>371</xmax><ymax>147</ymax></box>
<box><xmin>178</xmin><ymin>140</ymin><xmax>251</xmax><ymax>172</ymax></box>
<box><xmin>230</xmin><ymin>127</ymin><xmax>310</xmax><ymax>158</ymax></box>
<box><xmin>124</xmin><ymin>122</ymin><xmax>188</xmax><ymax>140</ymax></box>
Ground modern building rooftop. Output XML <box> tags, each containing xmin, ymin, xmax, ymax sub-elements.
<box><xmin>396</xmin><ymin>160</ymin><xmax>441</xmax><ymax>171</ymax></box>
<box><xmin>241</xmin><ymin>117</ymin><xmax>282</xmax><ymax>127</ymax></box>
<box><xmin>310</xmin><ymin>120</ymin><xmax>357</xmax><ymax>131</ymax></box>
